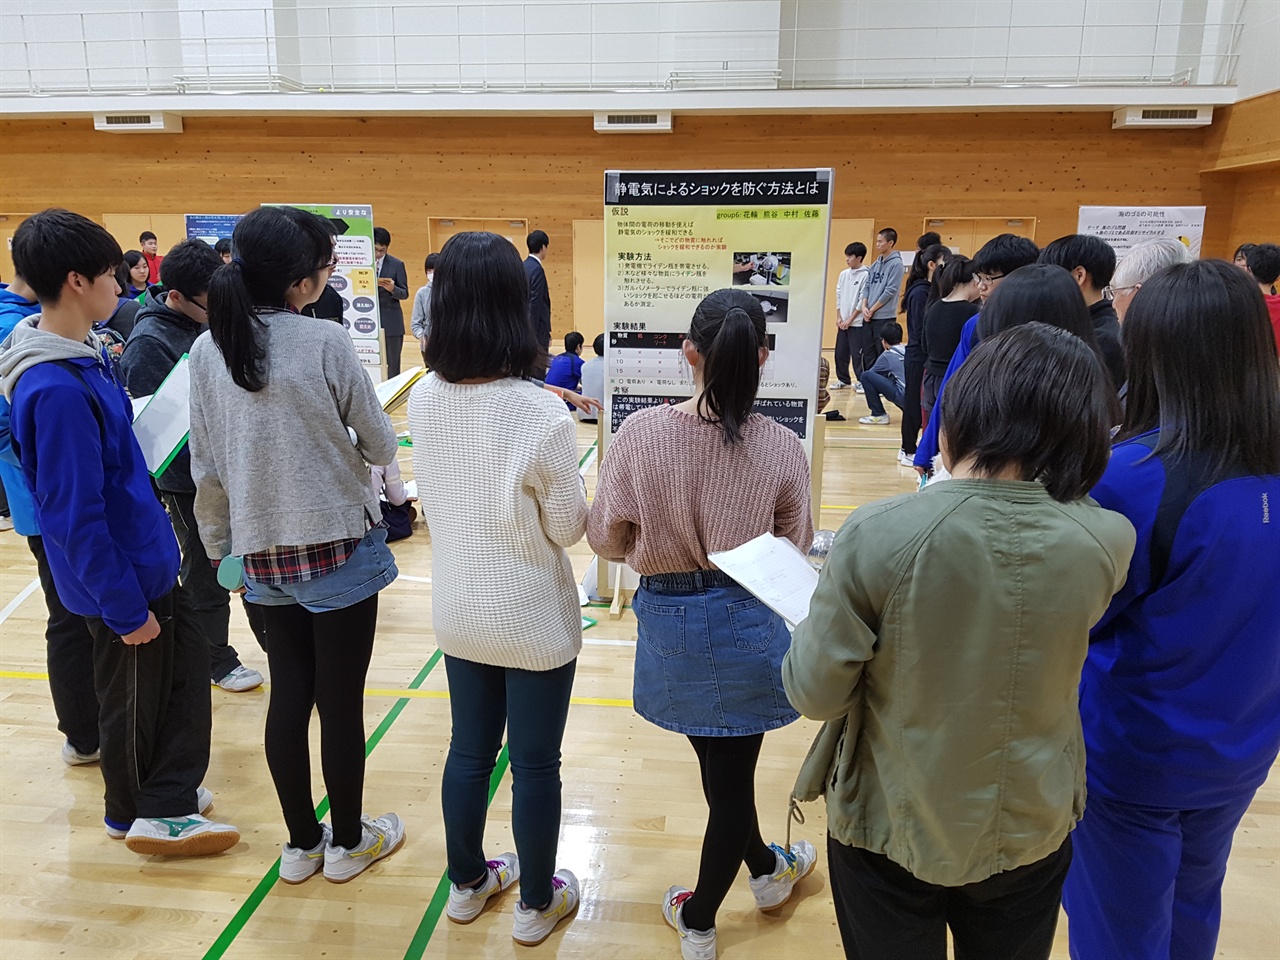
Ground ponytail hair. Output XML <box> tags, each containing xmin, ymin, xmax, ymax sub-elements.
<box><xmin>929</xmin><ymin>254</ymin><xmax>973</xmax><ymax>306</ymax></box>
<box><xmin>901</xmin><ymin>243</ymin><xmax>948</xmax><ymax>311</ymax></box>
<box><xmin>688</xmin><ymin>288</ymin><xmax>768</xmax><ymax>445</ymax></box>
<box><xmin>207</xmin><ymin>205</ymin><xmax>333</xmax><ymax>392</ymax></box>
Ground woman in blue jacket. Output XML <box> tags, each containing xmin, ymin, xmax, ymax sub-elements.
<box><xmin>1063</xmin><ymin>259</ymin><xmax>1280</xmax><ymax>960</ymax></box>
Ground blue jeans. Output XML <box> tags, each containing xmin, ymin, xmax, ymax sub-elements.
<box><xmin>244</xmin><ymin>527</ymin><xmax>397</xmax><ymax>612</ymax></box>
<box><xmin>442</xmin><ymin>655</ymin><xmax>576</xmax><ymax>909</ymax></box>
<box><xmin>859</xmin><ymin>369</ymin><xmax>905</xmax><ymax>417</ymax></box>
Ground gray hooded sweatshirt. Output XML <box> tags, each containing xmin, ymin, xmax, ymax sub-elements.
<box><xmin>0</xmin><ymin>316</ymin><xmax>104</xmax><ymax>402</ymax></box>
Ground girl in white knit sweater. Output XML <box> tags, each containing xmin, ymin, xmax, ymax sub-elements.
<box><xmin>407</xmin><ymin>231</ymin><xmax>588</xmax><ymax>946</ymax></box>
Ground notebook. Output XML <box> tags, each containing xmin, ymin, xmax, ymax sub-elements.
<box><xmin>708</xmin><ymin>533</ymin><xmax>819</xmax><ymax>627</ymax></box>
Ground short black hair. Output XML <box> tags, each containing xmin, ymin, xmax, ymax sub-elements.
<box><xmin>426</xmin><ymin>231</ymin><xmax>542</xmax><ymax>382</ymax></box>
<box><xmin>373</xmin><ymin>227</ymin><xmax>391</xmax><ymax>246</ymax></box>
<box><xmin>941</xmin><ymin>323</ymin><xmax>1115</xmax><ymax>502</ymax></box>
<box><xmin>592</xmin><ymin>333</ymin><xmax>605</xmax><ymax>356</ymax></box>
<box><xmin>877</xmin><ymin>228</ymin><xmax>898</xmax><ymax>245</ymax></box>
<box><xmin>1038</xmin><ymin>234</ymin><xmax>1117</xmax><ymax>290</ymax></box>
<box><xmin>975</xmin><ymin>264</ymin><xmax>1099</xmax><ymax>351</ymax></box>
<box><xmin>139</xmin><ymin>230</ymin><xmax>157</xmax><ymax>243</ymax></box>
<box><xmin>844</xmin><ymin>242</ymin><xmax>866</xmax><ymax>258</ymax></box>
<box><xmin>917</xmin><ymin>231</ymin><xmax>941</xmax><ymax>251</ymax></box>
<box><xmin>527</xmin><ymin>230</ymin><xmax>549</xmax><ymax>254</ymax></box>
<box><xmin>424</xmin><ymin>252</ymin><xmax>440</xmax><ymax>273</ymax></box>
<box><xmin>564</xmin><ymin>331</ymin><xmax>585</xmax><ymax>354</ymax></box>
<box><xmin>13</xmin><ymin>209</ymin><xmax>123</xmax><ymax>304</ymax></box>
<box><xmin>214</xmin><ymin>237</ymin><xmax>232</xmax><ymax>256</ymax></box>
<box><xmin>1246</xmin><ymin>243</ymin><xmax>1280</xmax><ymax>285</ymax></box>
<box><xmin>1121</xmin><ymin>259</ymin><xmax>1280</xmax><ymax>482</ymax></box>
<box><xmin>972</xmin><ymin>234</ymin><xmax>1040</xmax><ymax>278</ymax></box>
<box><xmin>1233</xmin><ymin>242</ymin><xmax>1256</xmax><ymax>261</ymax></box>
<box><xmin>880</xmin><ymin>321</ymin><xmax>903</xmax><ymax>345</ymax></box>
<box><xmin>160</xmin><ymin>238</ymin><xmax>223</xmax><ymax>299</ymax></box>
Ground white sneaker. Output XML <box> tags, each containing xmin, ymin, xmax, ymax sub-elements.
<box><xmin>280</xmin><ymin>822</ymin><xmax>332</xmax><ymax>884</ymax></box>
<box><xmin>0</xmin><ymin>515</ymin><xmax>13</xmax><ymax>532</ymax></box>
<box><xmin>829</xmin><ymin>380</ymin><xmax>850</xmax><ymax>390</ymax></box>
<box><xmin>447</xmin><ymin>852</ymin><xmax>520</xmax><ymax>923</ymax></box>
<box><xmin>124</xmin><ymin>815</ymin><xmax>240</xmax><ymax>856</ymax></box>
<box><xmin>859</xmin><ymin>414</ymin><xmax>890</xmax><ymax>425</ymax></box>
<box><xmin>511</xmin><ymin>868</ymin><xmax>579</xmax><ymax>946</ymax></box>
<box><xmin>62</xmin><ymin>741</ymin><xmax>100</xmax><ymax>765</ymax></box>
<box><xmin>216</xmin><ymin>665</ymin><xmax>264</xmax><ymax>692</ymax></box>
<box><xmin>323</xmin><ymin>813</ymin><xmax>405</xmax><ymax>883</ymax></box>
<box><xmin>749</xmin><ymin>841</ymin><xmax>817</xmax><ymax>910</ymax></box>
<box><xmin>662</xmin><ymin>886</ymin><xmax>717</xmax><ymax>960</ymax></box>
<box><xmin>105</xmin><ymin>786</ymin><xmax>214</xmax><ymax>839</ymax></box>
<box><xmin>897</xmin><ymin>449</ymin><xmax>915</xmax><ymax>467</ymax></box>
<box><xmin>853</xmin><ymin>382</ymin><xmax>865</xmax><ymax>393</ymax></box>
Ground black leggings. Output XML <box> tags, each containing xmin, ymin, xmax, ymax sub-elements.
<box><xmin>681</xmin><ymin>733</ymin><xmax>778</xmax><ymax>932</ymax></box>
<box><xmin>262</xmin><ymin>595</ymin><xmax>378</xmax><ymax>850</ymax></box>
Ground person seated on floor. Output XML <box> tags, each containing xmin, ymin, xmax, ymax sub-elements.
<box><xmin>857</xmin><ymin>322</ymin><xmax>906</xmax><ymax>425</ymax></box>
<box><xmin>545</xmin><ymin>331</ymin><xmax>586</xmax><ymax>409</ymax></box>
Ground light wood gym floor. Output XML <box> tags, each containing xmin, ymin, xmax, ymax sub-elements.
<box><xmin>0</xmin><ymin>353</ymin><xmax>1276</xmax><ymax>960</ymax></box>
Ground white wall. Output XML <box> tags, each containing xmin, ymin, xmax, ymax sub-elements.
<box><xmin>1234</xmin><ymin>0</ymin><xmax>1280</xmax><ymax>98</ymax></box>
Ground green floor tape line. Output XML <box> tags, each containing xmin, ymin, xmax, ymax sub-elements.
<box><xmin>403</xmin><ymin>744</ymin><xmax>512</xmax><ymax>960</ymax></box>
<box><xmin>201</xmin><ymin>649</ymin><xmax>445</xmax><ymax>960</ymax></box>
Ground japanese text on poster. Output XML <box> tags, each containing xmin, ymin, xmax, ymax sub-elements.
<box><xmin>1077</xmin><ymin>206</ymin><xmax>1205</xmax><ymax>258</ymax></box>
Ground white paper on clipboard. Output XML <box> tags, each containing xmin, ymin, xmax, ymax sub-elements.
<box><xmin>131</xmin><ymin>354</ymin><xmax>191</xmax><ymax>477</ymax></box>
<box><xmin>709</xmin><ymin>533</ymin><xmax>819</xmax><ymax>627</ymax></box>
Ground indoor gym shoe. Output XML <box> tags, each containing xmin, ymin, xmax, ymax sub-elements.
<box><xmin>829</xmin><ymin>380</ymin><xmax>850</xmax><ymax>390</ymax></box>
<box><xmin>62</xmin><ymin>740</ymin><xmax>100</xmax><ymax>765</ymax></box>
<box><xmin>897</xmin><ymin>449</ymin><xmax>916</xmax><ymax>467</ymax></box>
<box><xmin>323</xmin><ymin>812</ymin><xmax>405</xmax><ymax>883</ymax></box>
<box><xmin>749</xmin><ymin>841</ymin><xmax>817</xmax><ymax>910</ymax></box>
<box><xmin>512</xmin><ymin>869</ymin><xmax>580</xmax><ymax>946</ymax></box>
<box><xmin>280</xmin><ymin>822</ymin><xmax>332</xmax><ymax>884</ymax></box>
<box><xmin>447</xmin><ymin>852</ymin><xmax>520</xmax><ymax>923</ymax></box>
<box><xmin>124</xmin><ymin>815</ymin><xmax>240</xmax><ymax>856</ymax></box>
<box><xmin>662</xmin><ymin>886</ymin><xmax>717</xmax><ymax>960</ymax></box>
<box><xmin>216</xmin><ymin>665</ymin><xmax>264</xmax><ymax>692</ymax></box>
<box><xmin>859</xmin><ymin>414</ymin><xmax>890</xmax><ymax>425</ymax></box>
<box><xmin>854</xmin><ymin>382</ymin><xmax>865</xmax><ymax>393</ymax></box>
<box><xmin>105</xmin><ymin>786</ymin><xmax>215</xmax><ymax>839</ymax></box>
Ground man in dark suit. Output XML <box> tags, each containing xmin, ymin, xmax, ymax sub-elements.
<box><xmin>374</xmin><ymin>226</ymin><xmax>409</xmax><ymax>378</ymax></box>
<box><xmin>523</xmin><ymin>229</ymin><xmax>551</xmax><ymax>375</ymax></box>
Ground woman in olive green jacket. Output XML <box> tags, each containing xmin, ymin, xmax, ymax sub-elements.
<box><xmin>783</xmin><ymin>324</ymin><xmax>1135</xmax><ymax>960</ymax></box>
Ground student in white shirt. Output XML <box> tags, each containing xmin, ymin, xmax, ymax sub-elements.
<box><xmin>832</xmin><ymin>242</ymin><xmax>869</xmax><ymax>390</ymax></box>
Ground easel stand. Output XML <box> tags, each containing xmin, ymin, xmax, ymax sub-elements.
<box><xmin>810</xmin><ymin>415</ymin><xmax>827</xmax><ymax>530</ymax></box>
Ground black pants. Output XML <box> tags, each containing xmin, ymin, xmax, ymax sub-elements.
<box><xmin>163</xmin><ymin>491</ymin><xmax>250</xmax><ymax>679</ymax></box>
<box><xmin>385</xmin><ymin>335</ymin><xmax>403</xmax><ymax>378</ymax></box>
<box><xmin>84</xmin><ymin>587</ymin><xmax>211</xmax><ymax>823</ymax></box>
<box><xmin>835</xmin><ymin>325</ymin><xmax>875</xmax><ymax>385</ymax></box>
<box><xmin>828</xmin><ymin>834</ymin><xmax>1072</xmax><ymax>960</ymax></box>
<box><xmin>28</xmin><ymin>535</ymin><xmax>99</xmax><ymax>754</ymax></box>
<box><xmin>262</xmin><ymin>595</ymin><xmax>378</xmax><ymax>850</ymax></box>
<box><xmin>900</xmin><ymin>356</ymin><xmax>926</xmax><ymax>455</ymax></box>
<box><xmin>680</xmin><ymin>734</ymin><xmax>778</xmax><ymax>932</ymax></box>
<box><xmin>866</xmin><ymin>318</ymin><xmax>896</xmax><ymax>367</ymax></box>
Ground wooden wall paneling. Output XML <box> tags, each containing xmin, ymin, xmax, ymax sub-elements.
<box><xmin>1225</xmin><ymin>167</ymin><xmax>1280</xmax><ymax>249</ymax></box>
<box><xmin>1201</xmin><ymin>91</ymin><xmax>1280</xmax><ymax>173</ymax></box>
<box><xmin>0</xmin><ymin>112</ymin><xmax>1223</xmax><ymax>339</ymax></box>
<box><xmin>572</xmin><ymin>219</ymin><xmax>605</xmax><ymax>343</ymax></box>
<box><xmin>0</xmin><ymin>213</ymin><xmax>33</xmax><ymax>282</ymax></box>
<box><xmin>426</xmin><ymin>216</ymin><xmax>527</xmax><ymax>255</ymax></box>
<box><xmin>824</xmin><ymin>218</ymin><xmax>877</xmax><ymax>350</ymax></box>
<box><xmin>102</xmin><ymin>213</ymin><xmax>185</xmax><ymax>257</ymax></box>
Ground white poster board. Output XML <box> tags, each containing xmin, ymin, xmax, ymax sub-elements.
<box><xmin>602</xmin><ymin>169</ymin><xmax>833</xmax><ymax>462</ymax></box>
<box><xmin>1077</xmin><ymin>206</ymin><xmax>1206</xmax><ymax>258</ymax></box>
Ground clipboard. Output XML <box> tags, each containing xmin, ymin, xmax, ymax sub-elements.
<box><xmin>131</xmin><ymin>353</ymin><xmax>191</xmax><ymax>478</ymax></box>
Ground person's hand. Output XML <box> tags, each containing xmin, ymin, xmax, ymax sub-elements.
<box><xmin>563</xmin><ymin>390</ymin><xmax>603</xmax><ymax>415</ymax></box>
<box><xmin>378</xmin><ymin>277</ymin><xmax>394</xmax><ymax>291</ymax></box>
<box><xmin>837</xmin><ymin>317</ymin><xmax>851</xmax><ymax>330</ymax></box>
<box><xmin>121</xmin><ymin>611</ymin><xmax>161</xmax><ymax>645</ymax></box>
<box><xmin>914</xmin><ymin>466</ymin><xmax>927</xmax><ymax>478</ymax></box>
<box><xmin>862</xmin><ymin>305</ymin><xmax>874</xmax><ymax>320</ymax></box>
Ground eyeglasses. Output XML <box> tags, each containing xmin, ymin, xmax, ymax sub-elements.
<box><xmin>190</xmin><ymin>298</ymin><xmax>208</xmax><ymax>313</ymax></box>
<box><xmin>976</xmin><ymin>273</ymin><xmax>1004</xmax><ymax>286</ymax></box>
<box><xmin>1103</xmin><ymin>284</ymin><xmax>1138</xmax><ymax>298</ymax></box>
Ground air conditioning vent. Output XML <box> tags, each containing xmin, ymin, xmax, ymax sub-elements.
<box><xmin>594</xmin><ymin>111</ymin><xmax>673</xmax><ymax>134</ymax></box>
<box><xmin>93</xmin><ymin>112</ymin><xmax>183</xmax><ymax>134</ymax></box>
<box><xmin>1112</xmin><ymin>106</ymin><xmax>1212</xmax><ymax>129</ymax></box>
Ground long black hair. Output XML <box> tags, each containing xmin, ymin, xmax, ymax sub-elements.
<box><xmin>928</xmin><ymin>254</ymin><xmax>973</xmax><ymax>307</ymax></box>
<box><xmin>688</xmin><ymin>288</ymin><xmax>768</xmax><ymax>445</ymax></box>
<box><xmin>901</xmin><ymin>243</ymin><xmax>948</xmax><ymax>311</ymax></box>
<box><xmin>941</xmin><ymin>323</ymin><xmax>1115</xmax><ymax>502</ymax></box>
<box><xmin>206</xmin><ymin>206</ymin><xmax>334</xmax><ymax>392</ymax></box>
<box><xmin>425</xmin><ymin>231</ymin><xmax>542</xmax><ymax>382</ymax></box>
<box><xmin>1119</xmin><ymin>259</ymin><xmax>1280</xmax><ymax>481</ymax></box>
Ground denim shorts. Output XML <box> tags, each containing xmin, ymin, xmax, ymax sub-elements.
<box><xmin>244</xmin><ymin>527</ymin><xmax>398</xmax><ymax>613</ymax></box>
<box><xmin>632</xmin><ymin>570</ymin><xmax>800</xmax><ymax>737</ymax></box>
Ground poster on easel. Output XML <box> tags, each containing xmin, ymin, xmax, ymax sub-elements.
<box><xmin>184</xmin><ymin>214</ymin><xmax>242</xmax><ymax>246</ymax></box>
<box><xmin>1076</xmin><ymin>205</ymin><xmax>1205</xmax><ymax>258</ymax></box>
<box><xmin>602</xmin><ymin>169</ymin><xmax>833</xmax><ymax>462</ymax></box>
<box><xmin>266</xmin><ymin>203</ymin><xmax>382</xmax><ymax>381</ymax></box>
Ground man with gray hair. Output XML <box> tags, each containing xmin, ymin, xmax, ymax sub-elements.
<box><xmin>1110</xmin><ymin>237</ymin><xmax>1194</xmax><ymax>323</ymax></box>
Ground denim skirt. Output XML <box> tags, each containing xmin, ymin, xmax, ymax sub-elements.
<box><xmin>632</xmin><ymin>570</ymin><xmax>799</xmax><ymax>737</ymax></box>
<box><xmin>244</xmin><ymin>527</ymin><xmax>399</xmax><ymax>613</ymax></box>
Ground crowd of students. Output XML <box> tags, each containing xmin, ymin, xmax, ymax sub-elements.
<box><xmin>0</xmin><ymin>205</ymin><xmax>1276</xmax><ymax>960</ymax></box>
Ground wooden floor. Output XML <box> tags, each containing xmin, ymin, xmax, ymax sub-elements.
<box><xmin>1</xmin><ymin>357</ymin><xmax>1277</xmax><ymax>960</ymax></box>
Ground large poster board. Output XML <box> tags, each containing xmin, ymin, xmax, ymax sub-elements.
<box><xmin>267</xmin><ymin>203</ymin><xmax>382</xmax><ymax>380</ymax></box>
<box><xmin>602</xmin><ymin>169</ymin><xmax>833</xmax><ymax>460</ymax></box>
<box><xmin>1077</xmin><ymin>206</ymin><xmax>1205</xmax><ymax>258</ymax></box>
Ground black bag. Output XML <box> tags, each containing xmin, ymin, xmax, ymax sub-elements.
<box><xmin>381</xmin><ymin>500</ymin><xmax>417</xmax><ymax>542</ymax></box>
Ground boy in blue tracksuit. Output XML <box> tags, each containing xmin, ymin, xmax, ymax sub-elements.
<box><xmin>0</xmin><ymin>276</ymin><xmax>100</xmax><ymax>763</ymax></box>
<box><xmin>0</xmin><ymin>209</ymin><xmax>239</xmax><ymax>857</ymax></box>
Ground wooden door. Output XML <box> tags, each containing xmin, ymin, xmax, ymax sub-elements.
<box><xmin>427</xmin><ymin>217</ymin><xmax>527</xmax><ymax>255</ymax></box>
<box><xmin>103</xmin><ymin>214</ymin><xmax>187</xmax><ymax>257</ymax></box>
<box><xmin>921</xmin><ymin>217</ymin><xmax>1037</xmax><ymax>257</ymax></box>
